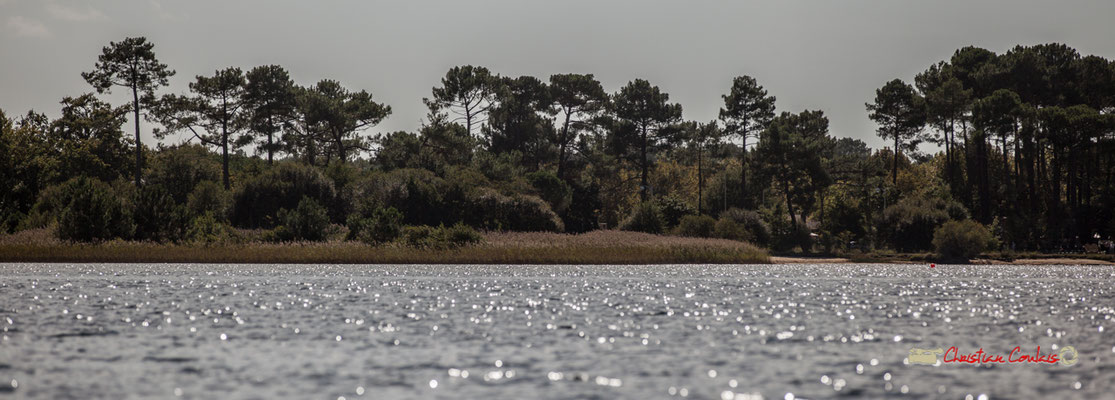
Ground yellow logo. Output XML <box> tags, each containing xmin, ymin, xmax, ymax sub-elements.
<box><xmin>908</xmin><ymin>348</ymin><xmax>943</xmax><ymax>365</ymax></box>
<box><xmin>1059</xmin><ymin>346</ymin><xmax>1078</xmax><ymax>366</ymax></box>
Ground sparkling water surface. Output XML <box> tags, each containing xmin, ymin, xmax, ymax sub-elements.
<box><xmin>1</xmin><ymin>263</ymin><xmax>1113</xmax><ymax>399</ymax></box>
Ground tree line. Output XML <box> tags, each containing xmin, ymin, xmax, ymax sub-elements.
<box><xmin>1</xmin><ymin>37</ymin><xmax>1112</xmax><ymax>254</ymax></box>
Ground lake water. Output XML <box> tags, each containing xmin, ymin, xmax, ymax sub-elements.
<box><xmin>1</xmin><ymin>263</ymin><xmax>1112</xmax><ymax>399</ymax></box>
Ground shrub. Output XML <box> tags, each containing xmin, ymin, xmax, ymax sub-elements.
<box><xmin>933</xmin><ymin>220</ymin><xmax>998</xmax><ymax>262</ymax></box>
<box><xmin>821</xmin><ymin>191</ymin><xmax>867</xmax><ymax>240</ymax></box>
<box><xmin>146</xmin><ymin>144</ymin><xmax>222</xmax><ymax>203</ymax></box>
<box><xmin>400</xmin><ymin>223</ymin><xmax>483</xmax><ymax>249</ymax></box>
<box><xmin>879</xmin><ymin>196</ymin><xmax>967</xmax><ymax>252</ymax></box>
<box><xmin>676</xmin><ymin>215</ymin><xmax>716</xmax><ymax>238</ymax></box>
<box><xmin>132</xmin><ymin>185</ymin><xmax>188</xmax><ymax>242</ymax></box>
<box><xmin>56</xmin><ymin>177</ymin><xmax>134</xmax><ymax>242</ymax></box>
<box><xmin>717</xmin><ymin>208</ymin><xmax>771</xmax><ymax>245</ymax></box>
<box><xmin>656</xmin><ymin>194</ymin><xmax>695</xmax><ymax>228</ymax></box>
<box><xmin>560</xmin><ymin>179</ymin><xmax>602</xmax><ymax>234</ymax></box>
<box><xmin>346</xmin><ymin>207</ymin><xmax>404</xmax><ymax>244</ymax></box>
<box><xmin>620</xmin><ymin>202</ymin><xmax>665</xmax><ymax>234</ymax></box>
<box><xmin>269</xmin><ymin>197</ymin><xmax>331</xmax><ymax>242</ymax></box>
<box><xmin>508</xmin><ymin>195</ymin><xmax>564</xmax><ymax>232</ymax></box>
<box><xmin>355</xmin><ymin>168</ymin><xmax>455</xmax><ymax>226</ymax></box>
<box><xmin>526</xmin><ymin>171</ymin><xmax>572</xmax><ymax>213</ymax></box>
<box><xmin>186</xmin><ymin>181</ymin><xmax>230</xmax><ymax>220</ymax></box>
<box><xmin>771</xmin><ymin>220</ymin><xmax>812</xmax><ymax>253</ymax></box>
<box><xmin>465</xmin><ymin>188</ymin><xmax>563</xmax><ymax>232</ymax></box>
<box><xmin>231</xmin><ymin>163</ymin><xmax>337</xmax><ymax>228</ymax></box>
<box><xmin>185</xmin><ymin>212</ymin><xmax>232</xmax><ymax>245</ymax></box>
<box><xmin>714</xmin><ymin>218</ymin><xmax>749</xmax><ymax>241</ymax></box>
<box><xmin>443</xmin><ymin>223</ymin><xmax>483</xmax><ymax>246</ymax></box>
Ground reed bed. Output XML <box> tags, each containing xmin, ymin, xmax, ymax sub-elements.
<box><xmin>0</xmin><ymin>229</ymin><xmax>769</xmax><ymax>264</ymax></box>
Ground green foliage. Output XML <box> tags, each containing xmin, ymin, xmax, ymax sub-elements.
<box><xmin>655</xmin><ymin>194</ymin><xmax>695</xmax><ymax>227</ymax></box>
<box><xmin>866</xmin><ymin>79</ymin><xmax>927</xmax><ymax>185</ymax></box>
<box><xmin>526</xmin><ymin>171</ymin><xmax>572</xmax><ymax>213</ymax></box>
<box><xmin>298</xmin><ymin>79</ymin><xmax>392</xmax><ymax>162</ymax></box>
<box><xmin>151</xmin><ymin>67</ymin><xmax>250</xmax><ymax>189</ymax></box>
<box><xmin>610</xmin><ymin>79</ymin><xmax>684</xmax><ymax>201</ymax></box>
<box><xmin>132</xmin><ymin>185</ymin><xmax>188</xmax><ymax>242</ymax></box>
<box><xmin>933</xmin><ymin>220</ymin><xmax>998</xmax><ymax>262</ymax></box>
<box><xmin>620</xmin><ymin>202</ymin><xmax>666</xmax><ymax>234</ymax></box>
<box><xmin>50</xmin><ymin>93</ymin><xmax>132</xmax><ymax>183</ymax></box>
<box><xmin>676</xmin><ymin>215</ymin><xmax>716</xmax><ymax>238</ymax></box>
<box><xmin>485</xmin><ymin>75</ymin><xmax>556</xmax><ymax>167</ymax></box>
<box><xmin>714</xmin><ymin>208</ymin><xmax>772</xmax><ymax>245</ymax></box>
<box><xmin>466</xmin><ymin>188</ymin><xmax>564</xmax><ymax>232</ymax></box>
<box><xmin>346</xmin><ymin>207</ymin><xmax>403</xmax><ymax>244</ymax></box>
<box><xmin>82</xmin><ymin>36</ymin><xmax>175</xmax><ymax>186</ymax></box>
<box><xmin>269</xmin><ymin>197</ymin><xmax>331</xmax><ymax>242</ymax></box>
<box><xmin>185</xmin><ymin>212</ymin><xmax>232</xmax><ymax>245</ymax></box>
<box><xmin>231</xmin><ymin>162</ymin><xmax>336</xmax><ymax>228</ymax></box>
<box><xmin>186</xmin><ymin>180</ymin><xmax>230</xmax><ymax>220</ymax></box>
<box><xmin>425</xmin><ymin>65</ymin><xmax>498</xmax><ymax>136</ymax></box>
<box><xmin>56</xmin><ymin>177</ymin><xmax>134</xmax><ymax>242</ymax></box>
<box><xmin>820</xmin><ymin>188</ymin><xmax>868</xmax><ymax>241</ymax></box>
<box><xmin>560</xmin><ymin>179</ymin><xmax>602</xmax><ymax>234</ymax></box>
<box><xmin>146</xmin><ymin>144</ymin><xmax>222</xmax><ymax>203</ymax></box>
<box><xmin>243</xmin><ymin>65</ymin><xmax>296</xmax><ymax>164</ymax></box>
<box><xmin>401</xmin><ymin>223</ymin><xmax>483</xmax><ymax>249</ymax></box>
<box><xmin>754</xmin><ymin>110</ymin><xmax>834</xmax><ymax>222</ymax></box>
<box><xmin>879</xmin><ymin>196</ymin><xmax>968</xmax><ymax>252</ymax></box>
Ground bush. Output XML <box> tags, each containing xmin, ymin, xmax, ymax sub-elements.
<box><xmin>465</xmin><ymin>188</ymin><xmax>563</xmax><ymax>232</ymax></box>
<box><xmin>356</xmin><ymin>168</ymin><xmax>455</xmax><ymax>226</ymax></box>
<box><xmin>346</xmin><ymin>207</ymin><xmax>404</xmax><ymax>244</ymax></box>
<box><xmin>526</xmin><ymin>171</ymin><xmax>572</xmax><ymax>213</ymax></box>
<box><xmin>146</xmin><ymin>144</ymin><xmax>222</xmax><ymax>203</ymax></box>
<box><xmin>656</xmin><ymin>195</ymin><xmax>695</xmax><ymax>228</ymax></box>
<box><xmin>400</xmin><ymin>223</ymin><xmax>483</xmax><ymax>249</ymax></box>
<box><xmin>620</xmin><ymin>202</ymin><xmax>665</xmax><ymax>234</ymax></box>
<box><xmin>676</xmin><ymin>215</ymin><xmax>716</xmax><ymax>238</ymax></box>
<box><xmin>879</xmin><ymin>196</ymin><xmax>968</xmax><ymax>252</ymax></box>
<box><xmin>185</xmin><ymin>212</ymin><xmax>232</xmax><ymax>245</ymax></box>
<box><xmin>933</xmin><ymin>220</ymin><xmax>998</xmax><ymax>262</ymax></box>
<box><xmin>231</xmin><ymin>163</ymin><xmax>337</xmax><ymax>228</ymax></box>
<box><xmin>269</xmin><ymin>197</ymin><xmax>331</xmax><ymax>242</ymax></box>
<box><xmin>443</xmin><ymin>223</ymin><xmax>484</xmax><ymax>246</ymax></box>
<box><xmin>560</xmin><ymin>179</ymin><xmax>602</xmax><ymax>234</ymax></box>
<box><xmin>132</xmin><ymin>185</ymin><xmax>188</xmax><ymax>242</ymax></box>
<box><xmin>508</xmin><ymin>195</ymin><xmax>564</xmax><ymax>232</ymax></box>
<box><xmin>186</xmin><ymin>181</ymin><xmax>230</xmax><ymax>220</ymax></box>
<box><xmin>20</xmin><ymin>183</ymin><xmax>70</xmax><ymax>230</ymax></box>
<box><xmin>716</xmin><ymin>208</ymin><xmax>772</xmax><ymax>245</ymax></box>
<box><xmin>771</xmin><ymin>220</ymin><xmax>812</xmax><ymax>253</ymax></box>
<box><xmin>56</xmin><ymin>177</ymin><xmax>134</xmax><ymax>242</ymax></box>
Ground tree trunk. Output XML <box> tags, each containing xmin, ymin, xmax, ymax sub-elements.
<box><xmin>892</xmin><ymin>134</ymin><xmax>900</xmax><ymax>186</ymax></box>
<box><xmin>221</xmin><ymin>100</ymin><xmax>231</xmax><ymax>190</ymax></box>
<box><xmin>739</xmin><ymin>128</ymin><xmax>748</xmax><ymax>209</ymax></box>
<box><xmin>131</xmin><ymin>83</ymin><xmax>142</xmax><ymax>186</ymax></box>
<box><xmin>697</xmin><ymin>145</ymin><xmax>703</xmax><ymax>215</ymax></box>
<box><xmin>640</xmin><ymin>124</ymin><xmax>649</xmax><ymax>202</ymax></box>
<box><xmin>267</xmin><ymin>115</ymin><xmax>274</xmax><ymax>165</ymax></box>
<box><xmin>335</xmin><ymin>128</ymin><xmax>346</xmax><ymax>164</ymax></box>
<box><xmin>557</xmin><ymin>109</ymin><xmax>572</xmax><ymax>180</ymax></box>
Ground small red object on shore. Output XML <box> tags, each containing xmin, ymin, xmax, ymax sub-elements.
<box><xmin>930</xmin><ymin>263</ymin><xmax>936</xmax><ymax>268</ymax></box>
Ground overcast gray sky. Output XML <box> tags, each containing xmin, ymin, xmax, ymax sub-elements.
<box><xmin>3</xmin><ymin>0</ymin><xmax>1115</xmax><ymax>150</ymax></box>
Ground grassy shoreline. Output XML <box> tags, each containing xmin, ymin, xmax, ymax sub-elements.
<box><xmin>0</xmin><ymin>230</ymin><xmax>770</xmax><ymax>265</ymax></box>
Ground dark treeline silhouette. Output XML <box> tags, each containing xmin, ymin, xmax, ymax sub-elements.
<box><xmin>1</xmin><ymin>38</ymin><xmax>1113</xmax><ymax>255</ymax></box>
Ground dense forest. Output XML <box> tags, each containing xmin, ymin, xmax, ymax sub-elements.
<box><xmin>1</xmin><ymin>38</ymin><xmax>1113</xmax><ymax>255</ymax></box>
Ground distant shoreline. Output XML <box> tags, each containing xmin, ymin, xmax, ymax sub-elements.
<box><xmin>0</xmin><ymin>230</ymin><xmax>770</xmax><ymax>265</ymax></box>
<box><xmin>3</xmin><ymin>229</ymin><xmax>1111</xmax><ymax>265</ymax></box>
